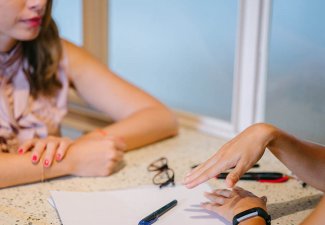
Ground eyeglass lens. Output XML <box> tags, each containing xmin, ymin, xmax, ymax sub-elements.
<box><xmin>148</xmin><ymin>157</ymin><xmax>175</xmax><ymax>188</ymax></box>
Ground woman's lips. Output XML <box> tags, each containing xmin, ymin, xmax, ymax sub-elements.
<box><xmin>22</xmin><ymin>17</ymin><xmax>42</xmax><ymax>27</ymax></box>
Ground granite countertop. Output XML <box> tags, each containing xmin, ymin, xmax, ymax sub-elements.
<box><xmin>0</xmin><ymin>127</ymin><xmax>322</xmax><ymax>225</ymax></box>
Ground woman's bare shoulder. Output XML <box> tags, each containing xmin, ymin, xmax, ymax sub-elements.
<box><xmin>59</xmin><ymin>39</ymin><xmax>100</xmax><ymax>81</ymax></box>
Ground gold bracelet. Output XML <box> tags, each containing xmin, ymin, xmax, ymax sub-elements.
<box><xmin>41</xmin><ymin>161</ymin><xmax>45</xmax><ymax>183</ymax></box>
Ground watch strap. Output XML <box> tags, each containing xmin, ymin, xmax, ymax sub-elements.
<box><xmin>233</xmin><ymin>207</ymin><xmax>271</xmax><ymax>225</ymax></box>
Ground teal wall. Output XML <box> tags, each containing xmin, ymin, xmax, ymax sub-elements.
<box><xmin>52</xmin><ymin>0</ymin><xmax>83</xmax><ymax>46</ymax></box>
<box><xmin>109</xmin><ymin>0</ymin><xmax>238</xmax><ymax>120</ymax></box>
<box><xmin>266</xmin><ymin>0</ymin><xmax>325</xmax><ymax>144</ymax></box>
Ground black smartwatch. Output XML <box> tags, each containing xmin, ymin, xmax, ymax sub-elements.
<box><xmin>233</xmin><ymin>207</ymin><xmax>271</xmax><ymax>225</ymax></box>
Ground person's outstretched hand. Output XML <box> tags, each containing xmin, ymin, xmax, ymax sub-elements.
<box><xmin>183</xmin><ymin>123</ymin><xmax>277</xmax><ymax>188</ymax></box>
<box><xmin>202</xmin><ymin>186</ymin><xmax>267</xmax><ymax>222</ymax></box>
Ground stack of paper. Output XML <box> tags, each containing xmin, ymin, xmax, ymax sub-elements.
<box><xmin>50</xmin><ymin>184</ymin><xmax>229</xmax><ymax>225</ymax></box>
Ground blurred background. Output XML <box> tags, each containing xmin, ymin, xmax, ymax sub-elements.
<box><xmin>53</xmin><ymin>0</ymin><xmax>325</xmax><ymax>145</ymax></box>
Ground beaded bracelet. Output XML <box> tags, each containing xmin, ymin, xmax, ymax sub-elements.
<box><xmin>96</xmin><ymin>129</ymin><xmax>127</xmax><ymax>150</ymax></box>
<box><xmin>96</xmin><ymin>129</ymin><xmax>109</xmax><ymax>137</ymax></box>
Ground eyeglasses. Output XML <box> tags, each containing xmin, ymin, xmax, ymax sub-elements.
<box><xmin>147</xmin><ymin>157</ymin><xmax>175</xmax><ymax>188</ymax></box>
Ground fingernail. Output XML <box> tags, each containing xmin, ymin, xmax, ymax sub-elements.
<box><xmin>261</xmin><ymin>196</ymin><xmax>268</xmax><ymax>202</ymax></box>
<box><xmin>56</xmin><ymin>154</ymin><xmax>61</xmax><ymax>161</ymax></box>
<box><xmin>226</xmin><ymin>182</ymin><xmax>234</xmax><ymax>188</ymax></box>
<box><xmin>18</xmin><ymin>149</ymin><xmax>23</xmax><ymax>154</ymax></box>
<box><xmin>32</xmin><ymin>155</ymin><xmax>38</xmax><ymax>162</ymax></box>
<box><xmin>44</xmin><ymin>159</ymin><xmax>50</xmax><ymax>167</ymax></box>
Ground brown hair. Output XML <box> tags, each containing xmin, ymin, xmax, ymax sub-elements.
<box><xmin>22</xmin><ymin>0</ymin><xmax>62</xmax><ymax>98</ymax></box>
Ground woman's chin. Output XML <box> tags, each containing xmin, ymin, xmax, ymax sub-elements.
<box><xmin>16</xmin><ymin>29</ymin><xmax>41</xmax><ymax>41</ymax></box>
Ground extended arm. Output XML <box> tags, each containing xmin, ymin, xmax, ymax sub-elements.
<box><xmin>267</xmin><ymin>125</ymin><xmax>325</xmax><ymax>191</ymax></box>
<box><xmin>0</xmin><ymin>152</ymin><xmax>69</xmax><ymax>188</ymax></box>
<box><xmin>184</xmin><ymin>123</ymin><xmax>325</xmax><ymax>191</ymax></box>
<box><xmin>183</xmin><ymin>122</ymin><xmax>325</xmax><ymax>224</ymax></box>
<box><xmin>62</xmin><ymin>40</ymin><xmax>178</xmax><ymax>150</ymax></box>
<box><xmin>200</xmin><ymin>186</ymin><xmax>325</xmax><ymax>225</ymax></box>
<box><xmin>0</xmin><ymin>137</ymin><xmax>124</xmax><ymax>188</ymax></box>
<box><xmin>301</xmin><ymin>196</ymin><xmax>325</xmax><ymax>225</ymax></box>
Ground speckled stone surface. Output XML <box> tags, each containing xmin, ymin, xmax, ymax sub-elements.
<box><xmin>0</xmin><ymin>127</ymin><xmax>322</xmax><ymax>225</ymax></box>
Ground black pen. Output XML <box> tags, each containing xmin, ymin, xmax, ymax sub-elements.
<box><xmin>217</xmin><ymin>172</ymin><xmax>289</xmax><ymax>183</ymax></box>
<box><xmin>191</xmin><ymin>163</ymin><xmax>260</xmax><ymax>169</ymax></box>
<box><xmin>138</xmin><ymin>199</ymin><xmax>177</xmax><ymax>225</ymax></box>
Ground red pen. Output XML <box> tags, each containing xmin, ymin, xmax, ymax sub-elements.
<box><xmin>217</xmin><ymin>172</ymin><xmax>289</xmax><ymax>183</ymax></box>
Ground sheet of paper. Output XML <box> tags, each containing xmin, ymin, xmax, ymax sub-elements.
<box><xmin>50</xmin><ymin>184</ymin><xmax>230</xmax><ymax>225</ymax></box>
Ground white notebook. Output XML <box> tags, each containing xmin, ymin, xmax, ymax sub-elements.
<box><xmin>50</xmin><ymin>184</ymin><xmax>229</xmax><ymax>225</ymax></box>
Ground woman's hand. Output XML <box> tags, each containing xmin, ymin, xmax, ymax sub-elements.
<box><xmin>18</xmin><ymin>136</ymin><xmax>73</xmax><ymax>167</ymax></box>
<box><xmin>202</xmin><ymin>186</ymin><xmax>267</xmax><ymax>222</ymax></box>
<box><xmin>66</xmin><ymin>136</ymin><xmax>126</xmax><ymax>177</ymax></box>
<box><xmin>184</xmin><ymin>123</ymin><xmax>278</xmax><ymax>188</ymax></box>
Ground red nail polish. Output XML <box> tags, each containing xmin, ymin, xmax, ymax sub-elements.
<box><xmin>32</xmin><ymin>155</ymin><xmax>38</xmax><ymax>162</ymax></box>
<box><xmin>56</xmin><ymin>154</ymin><xmax>61</xmax><ymax>161</ymax></box>
<box><xmin>18</xmin><ymin>149</ymin><xmax>23</xmax><ymax>154</ymax></box>
<box><xmin>44</xmin><ymin>159</ymin><xmax>49</xmax><ymax>167</ymax></box>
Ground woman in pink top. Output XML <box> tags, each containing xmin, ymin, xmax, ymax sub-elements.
<box><xmin>0</xmin><ymin>0</ymin><xmax>178</xmax><ymax>188</ymax></box>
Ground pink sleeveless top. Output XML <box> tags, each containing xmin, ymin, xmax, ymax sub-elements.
<box><xmin>0</xmin><ymin>44</ymin><xmax>69</xmax><ymax>153</ymax></box>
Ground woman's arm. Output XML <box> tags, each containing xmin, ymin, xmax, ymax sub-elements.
<box><xmin>201</xmin><ymin>186</ymin><xmax>325</xmax><ymax>225</ymax></box>
<box><xmin>201</xmin><ymin>187</ymin><xmax>267</xmax><ymax>225</ymax></box>
<box><xmin>62</xmin><ymin>40</ymin><xmax>178</xmax><ymax>150</ymax></box>
<box><xmin>184</xmin><ymin>123</ymin><xmax>325</xmax><ymax>191</ymax></box>
<box><xmin>301</xmin><ymin>196</ymin><xmax>325</xmax><ymax>225</ymax></box>
<box><xmin>267</xmin><ymin>127</ymin><xmax>325</xmax><ymax>191</ymax></box>
<box><xmin>0</xmin><ymin>137</ymin><xmax>124</xmax><ymax>188</ymax></box>
<box><xmin>0</xmin><ymin>152</ymin><xmax>69</xmax><ymax>188</ymax></box>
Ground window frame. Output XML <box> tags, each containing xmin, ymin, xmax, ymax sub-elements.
<box><xmin>81</xmin><ymin>0</ymin><xmax>272</xmax><ymax>139</ymax></box>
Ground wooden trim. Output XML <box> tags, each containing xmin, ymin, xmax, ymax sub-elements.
<box><xmin>175</xmin><ymin>110</ymin><xmax>236</xmax><ymax>140</ymax></box>
<box><xmin>63</xmin><ymin>93</ymin><xmax>236</xmax><ymax>138</ymax></box>
<box><xmin>82</xmin><ymin>0</ymin><xmax>108</xmax><ymax>64</ymax></box>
